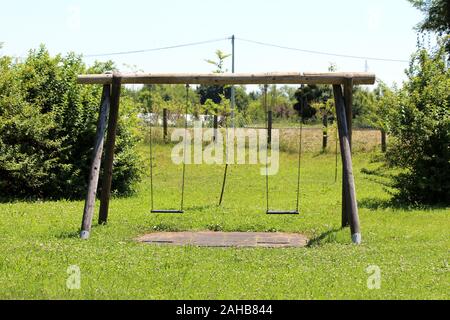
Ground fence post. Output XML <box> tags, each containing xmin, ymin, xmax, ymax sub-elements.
<box><xmin>267</xmin><ymin>110</ymin><xmax>273</xmax><ymax>144</ymax></box>
<box><xmin>381</xmin><ymin>129</ymin><xmax>387</xmax><ymax>153</ymax></box>
<box><xmin>322</xmin><ymin>114</ymin><xmax>328</xmax><ymax>151</ymax></box>
<box><xmin>163</xmin><ymin>108</ymin><xmax>168</xmax><ymax>142</ymax></box>
<box><xmin>213</xmin><ymin>111</ymin><xmax>218</xmax><ymax>142</ymax></box>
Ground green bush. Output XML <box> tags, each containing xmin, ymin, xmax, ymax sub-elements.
<box><xmin>386</xmin><ymin>45</ymin><xmax>450</xmax><ymax>205</ymax></box>
<box><xmin>0</xmin><ymin>46</ymin><xmax>141</xmax><ymax>200</ymax></box>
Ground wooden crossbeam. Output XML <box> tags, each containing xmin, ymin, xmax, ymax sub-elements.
<box><xmin>77</xmin><ymin>72</ymin><xmax>376</xmax><ymax>85</ymax></box>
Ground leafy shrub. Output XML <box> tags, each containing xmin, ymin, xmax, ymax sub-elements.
<box><xmin>0</xmin><ymin>46</ymin><xmax>141</xmax><ymax>200</ymax></box>
<box><xmin>386</xmin><ymin>45</ymin><xmax>450</xmax><ymax>205</ymax></box>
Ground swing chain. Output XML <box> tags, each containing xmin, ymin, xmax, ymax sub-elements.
<box><xmin>149</xmin><ymin>84</ymin><xmax>190</xmax><ymax>214</ymax></box>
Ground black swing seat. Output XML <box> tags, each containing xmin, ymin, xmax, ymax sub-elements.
<box><xmin>151</xmin><ymin>210</ymin><xmax>184</xmax><ymax>214</ymax></box>
<box><xmin>266</xmin><ymin>210</ymin><xmax>299</xmax><ymax>215</ymax></box>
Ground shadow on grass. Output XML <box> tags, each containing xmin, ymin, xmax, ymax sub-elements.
<box><xmin>307</xmin><ymin>228</ymin><xmax>344</xmax><ymax>247</ymax></box>
<box><xmin>57</xmin><ymin>229</ymin><xmax>83</xmax><ymax>240</ymax></box>
<box><xmin>185</xmin><ymin>204</ymin><xmax>222</xmax><ymax>212</ymax></box>
<box><xmin>0</xmin><ymin>197</ymin><xmax>50</xmax><ymax>204</ymax></box>
<box><xmin>56</xmin><ymin>224</ymin><xmax>105</xmax><ymax>240</ymax></box>
<box><xmin>360</xmin><ymin>164</ymin><xmax>395</xmax><ymax>190</ymax></box>
<box><xmin>359</xmin><ymin>197</ymin><xmax>448</xmax><ymax>211</ymax></box>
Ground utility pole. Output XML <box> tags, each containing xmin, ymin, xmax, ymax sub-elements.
<box><xmin>231</xmin><ymin>35</ymin><xmax>236</xmax><ymax>128</ymax></box>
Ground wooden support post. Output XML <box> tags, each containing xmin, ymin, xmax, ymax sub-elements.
<box><xmin>98</xmin><ymin>74</ymin><xmax>122</xmax><ymax>225</ymax></box>
<box><xmin>80</xmin><ymin>85</ymin><xmax>111</xmax><ymax>239</ymax></box>
<box><xmin>341</xmin><ymin>79</ymin><xmax>353</xmax><ymax>227</ymax></box>
<box><xmin>333</xmin><ymin>84</ymin><xmax>361</xmax><ymax>244</ymax></box>
<box><xmin>163</xmin><ymin>108</ymin><xmax>168</xmax><ymax>142</ymax></box>
<box><xmin>344</xmin><ymin>79</ymin><xmax>353</xmax><ymax>148</ymax></box>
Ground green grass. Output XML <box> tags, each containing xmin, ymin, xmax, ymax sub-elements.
<box><xmin>0</xmin><ymin>144</ymin><xmax>448</xmax><ymax>300</ymax></box>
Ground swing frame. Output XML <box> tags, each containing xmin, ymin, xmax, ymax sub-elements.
<box><xmin>78</xmin><ymin>72</ymin><xmax>375</xmax><ymax>244</ymax></box>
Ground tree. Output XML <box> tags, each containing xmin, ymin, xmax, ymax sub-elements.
<box><xmin>197</xmin><ymin>50</ymin><xmax>230</xmax><ymax>106</ymax></box>
<box><xmin>139</xmin><ymin>83</ymin><xmax>200</xmax><ymax>125</ymax></box>
<box><xmin>196</xmin><ymin>50</ymin><xmax>250</xmax><ymax>116</ymax></box>
<box><xmin>205</xmin><ymin>50</ymin><xmax>231</xmax><ymax>73</ymax></box>
<box><xmin>265</xmin><ymin>85</ymin><xmax>295</xmax><ymax>119</ymax></box>
<box><xmin>232</xmin><ymin>86</ymin><xmax>250</xmax><ymax>113</ymax></box>
<box><xmin>140</xmin><ymin>84</ymin><xmax>198</xmax><ymax>112</ymax></box>
<box><xmin>409</xmin><ymin>0</ymin><xmax>450</xmax><ymax>54</ymax></box>
<box><xmin>312</xmin><ymin>98</ymin><xmax>335</xmax><ymax>151</ymax></box>
<box><xmin>0</xmin><ymin>46</ymin><xmax>142</xmax><ymax>200</ymax></box>
<box><xmin>386</xmin><ymin>44</ymin><xmax>450</xmax><ymax>204</ymax></box>
<box><xmin>359</xmin><ymin>83</ymin><xmax>396</xmax><ymax>152</ymax></box>
<box><xmin>293</xmin><ymin>65</ymin><xmax>336</xmax><ymax>123</ymax></box>
<box><xmin>293</xmin><ymin>85</ymin><xmax>321</xmax><ymax>121</ymax></box>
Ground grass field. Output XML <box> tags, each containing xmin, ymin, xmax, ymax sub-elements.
<box><xmin>0</xmin><ymin>142</ymin><xmax>448</xmax><ymax>300</ymax></box>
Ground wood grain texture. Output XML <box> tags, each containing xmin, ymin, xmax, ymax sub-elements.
<box><xmin>333</xmin><ymin>84</ymin><xmax>361</xmax><ymax>243</ymax></box>
<box><xmin>78</xmin><ymin>72</ymin><xmax>376</xmax><ymax>85</ymax></box>
<box><xmin>80</xmin><ymin>85</ymin><xmax>111</xmax><ymax>239</ymax></box>
<box><xmin>342</xmin><ymin>79</ymin><xmax>354</xmax><ymax>228</ymax></box>
<box><xmin>98</xmin><ymin>74</ymin><xmax>122</xmax><ymax>225</ymax></box>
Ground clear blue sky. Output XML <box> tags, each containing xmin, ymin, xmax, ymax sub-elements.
<box><xmin>1</xmin><ymin>0</ymin><xmax>424</xmax><ymax>86</ymax></box>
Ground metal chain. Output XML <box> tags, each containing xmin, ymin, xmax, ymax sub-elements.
<box><xmin>296</xmin><ymin>116</ymin><xmax>303</xmax><ymax>212</ymax></box>
<box><xmin>149</xmin><ymin>88</ymin><xmax>155</xmax><ymax>211</ymax></box>
<box><xmin>181</xmin><ymin>84</ymin><xmax>189</xmax><ymax>211</ymax></box>
<box><xmin>264</xmin><ymin>85</ymin><xmax>270</xmax><ymax>212</ymax></box>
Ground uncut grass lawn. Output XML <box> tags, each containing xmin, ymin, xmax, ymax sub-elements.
<box><xmin>0</xmin><ymin>142</ymin><xmax>449</xmax><ymax>300</ymax></box>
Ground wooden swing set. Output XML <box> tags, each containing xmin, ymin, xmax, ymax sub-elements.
<box><xmin>78</xmin><ymin>72</ymin><xmax>376</xmax><ymax>244</ymax></box>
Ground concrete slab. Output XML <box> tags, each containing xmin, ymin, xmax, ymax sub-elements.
<box><xmin>138</xmin><ymin>232</ymin><xmax>308</xmax><ymax>248</ymax></box>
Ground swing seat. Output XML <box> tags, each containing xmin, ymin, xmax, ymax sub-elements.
<box><xmin>151</xmin><ymin>210</ymin><xmax>184</xmax><ymax>214</ymax></box>
<box><xmin>266</xmin><ymin>210</ymin><xmax>299</xmax><ymax>215</ymax></box>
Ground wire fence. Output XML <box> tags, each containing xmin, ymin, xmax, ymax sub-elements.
<box><xmin>141</xmin><ymin>110</ymin><xmax>383</xmax><ymax>154</ymax></box>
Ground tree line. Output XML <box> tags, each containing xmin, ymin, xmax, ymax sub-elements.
<box><xmin>0</xmin><ymin>0</ymin><xmax>448</xmax><ymax>204</ymax></box>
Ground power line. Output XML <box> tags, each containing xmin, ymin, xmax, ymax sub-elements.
<box><xmin>236</xmin><ymin>37</ymin><xmax>409</xmax><ymax>63</ymax></box>
<box><xmin>55</xmin><ymin>35</ymin><xmax>410</xmax><ymax>64</ymax></box>
<box><xmin>84</xmin><ymin>37</ymin><xmax>231</xmax><ymax>58</ymax></box>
